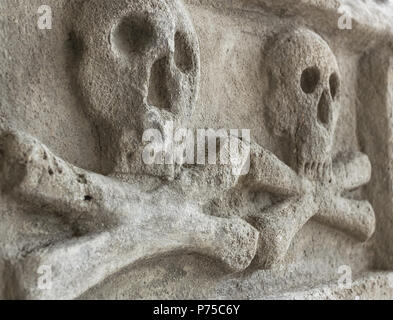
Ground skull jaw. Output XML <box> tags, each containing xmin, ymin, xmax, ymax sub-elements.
<box><xmin>293</xmin><ymin>129</ymin><xmax>334</xmax><ymax>182</ymax></box>
<box><xmin>95</xmin><ymin>104</ymin><xmax>182</xmax><ymax>181</ymax></box>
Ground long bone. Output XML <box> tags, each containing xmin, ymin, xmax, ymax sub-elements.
<box><xmin>315</xmin><ymin>152</ymin><xmax>375</xmax><ymax>241</ymax></box>
<box><xmin>244</xmin><ymin>144</ymin><xmax>375</xmax><ymax>268</ymax></box>
<box><xmin>241</xmin><ymin>142</ymin><xmax>306</xmax><ymax>197</ymax></box>
<box><xmin>0</xmin><ymin>131</ymin><xmax>259</xmax><ymax>299</ymax></box>
<box><xmin>249</xmin><ymin>195</ymin><xmax>317</xmax><ymax>268</ymax></box>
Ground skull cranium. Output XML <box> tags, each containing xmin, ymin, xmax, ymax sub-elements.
<box><xmin>265</xmin><ymin>28</ymin><xmax>341</xmax><ymax>180</ymax></box>
<box><xmin>75</xmin><ymin>0</ymin><xmax>200</xmax><ymax>176</ymax></box>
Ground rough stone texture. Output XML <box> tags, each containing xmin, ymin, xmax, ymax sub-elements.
<box><xmin>1</xmin><ymin>0</ymin><xmax>393</xmax><ymax>300</ymax></box>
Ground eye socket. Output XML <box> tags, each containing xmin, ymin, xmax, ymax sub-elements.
<box><xmin>174</xmin><ymin>31</ymin><xmax>194</xmax><ymax>73</ymax></box>
<box><xmin>111</xmin><ymin>16</ymin><xmax>154</xmax><ymax>55</ymax></box>
<box><xmin>300</xmin><ymin>66</ymin><xmax>320</xmax><ymax>94</ymax></box>
<box><xmin>329</xmin><ymin>72</ymin><xmax>340</xmax><ymax>100</ymax></box>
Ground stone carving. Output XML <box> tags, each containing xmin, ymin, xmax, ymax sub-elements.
<box><xmin>0</xmin><ymin>0</ymin><xmax>383</xmax><ymax>300</ymax></box>
<box><xmin>0</xmin><ymin>0</ymin><xmax>259</xmax><ymax>299</ymax></box>
<box><xmin>76</xmin><ymin>0</ymin><xmax>200</xmax><ymax>179</ymax></box>
<box><xmin>242</xmin><ymin>29</ymin><xmax>376</xmax><ymax>268</ymax></box>
<box><xmin>265</xmin><ymin>28</ymin><xmax>341</xmax><ymax>174</ymax></box>
<box><xmin>0</xmin><ymin>130</ymin><xmax>258</xmax><ymax>299</ymax></box>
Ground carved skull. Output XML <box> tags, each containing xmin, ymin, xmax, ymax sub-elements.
<box><xmin>265</xmin><ymin>28</ymin><xmax>341</xmax><ymax>180</ymax></box>
<box><xmin>74</xmin><ymin>0</ymin><xmax>200</xmax><ymax>175</ymax></box>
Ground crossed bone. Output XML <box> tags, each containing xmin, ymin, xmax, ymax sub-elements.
<box><xmin>0</xmin><ymin>131</ymin><xmax>259</xmax><ymax>299</ymax></box>
<box><xmin>0</xmin><ymin>130</ymin><xmax>375</xmax><ymax>299</ymax></box>
<box><xmin>243</xmin><ymin>143</ymin><xmax>376</xmax><ymax>268</ymax></box>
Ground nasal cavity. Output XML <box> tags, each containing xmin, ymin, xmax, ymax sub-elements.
<box><xmin>174</xmin><ymin>31</ymin><xmax>193</xmax><ymax>73</ymax></box>
<box><xmin>147</xmin><ymin>58</ymin><xmax>171</xmax><ymax>110</ymax></box>
<box><xmin>317</xmin><ymin>91</ymin><xmax>330</xmax><ymax>127</ymax></box>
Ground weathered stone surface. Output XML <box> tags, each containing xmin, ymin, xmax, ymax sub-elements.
<box><xmin>1</xmin><ymin>0</ymin><xmax>393</xmax><ymax>300</ymax></box>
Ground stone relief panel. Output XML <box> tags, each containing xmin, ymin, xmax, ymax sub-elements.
<box><xmin>0</xmin><ymin>0</ymin><xmax>392</xmax><ymax>299</ymax></box>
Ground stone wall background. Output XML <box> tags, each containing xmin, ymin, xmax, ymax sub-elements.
<box><xmin>1</xmin><ymin>0</ymin><xmax>393</xmax><ymax>299</ymax></box>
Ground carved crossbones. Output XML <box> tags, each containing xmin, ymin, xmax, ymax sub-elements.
<box><xmin>244</xmin><ymin>144</ymin><xmax>375</xmax><ymax>268</ymax></box>
<box><xmin>0</xmin><ymin>130</ymin><xmax>258</xmax><ymax>299</ymax></box>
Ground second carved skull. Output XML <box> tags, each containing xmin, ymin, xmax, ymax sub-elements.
<box><xmin>265</xmin><ymin>28</ymin><xmax>341</xmax><ymax>180</ymax></box>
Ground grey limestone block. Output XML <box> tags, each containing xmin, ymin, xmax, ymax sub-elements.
<box><xmin>0</xmin><ymin>0</ymin><xmax>393</xmax><ymax>299</ymax></box>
